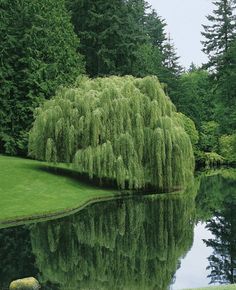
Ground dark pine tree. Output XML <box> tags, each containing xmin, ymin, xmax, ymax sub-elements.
<box><xmin>67</xmin><ymin>0</ymin><xmax>148</xmax><ymax>76</ymax></box>
<box><xmin>145</xmin><ymin>9</ymin><xmax>167</xmax><ymax>52</ymax></box>
<box><xmin>201</xmin><ymin>0</ymin><xmax>236</xmax><ymax>70</ymax></box>
<box><xmin>201</xmin><ymin>0</ymin><xmax>236</xmax><ymax>134</ymax></box>
<box><xmin>215</xmin><ymin>39</ymin><xmax>236</xmax><ymax>133</ymax></box>
<box><xmin>0</xmin><ymin>0</ymin><xmax>84</xmax><ymax>155</ymax></box>
<box><xmin>131</xmin><ymin>8</ymin><xmax>167</xmax><ymax>78</ymax></box>
<box><xmin>161</xmin><ymin>34</ymin><xmax>183</xmax><ymax>100</ymax></box>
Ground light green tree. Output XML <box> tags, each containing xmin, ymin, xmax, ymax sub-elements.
<box><xmin>29</xmin><ymin>76</ymin><xmax>194</xmax><ymax>192</ymax></box>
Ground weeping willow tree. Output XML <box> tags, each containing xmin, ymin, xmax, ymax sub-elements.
<box><xmin>29</xmin><ymin>76</ymin><xmax>194</xmax><ymax>191</ymax></box>
<box><xmin>30</xmin><ymin>185</ymin><xmax>197</xmax><ymax>290</ymax></box>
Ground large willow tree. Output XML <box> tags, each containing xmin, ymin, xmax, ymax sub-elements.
<box><xmin>29</xmin><ymin>76</ymin><xmax>194</xmax><ymax>192</ymax></box>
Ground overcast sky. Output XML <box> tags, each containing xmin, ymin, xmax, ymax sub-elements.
<box><xmin>147</xmin><ymin>0</ymin><xmax>214</xmax><ymax>69</ymax></box>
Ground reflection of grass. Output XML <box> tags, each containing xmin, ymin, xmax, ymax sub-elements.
<box><xmin>0</xmin><ymin>155</ymin><xmax>117</xmax><ymax>227</ymax></box>
<box><xmin>183</xmin><ymin>284</ymin><xmax>236</xmax><ymax>290</ymax></box>
<box><xmin>202</xmin><ymin>168</ymin><xmax>236</xmax><ymax>180</ymax></box>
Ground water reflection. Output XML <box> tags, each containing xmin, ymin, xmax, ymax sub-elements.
<box><xmin>171</xmin><ymin>169</ymin><xmax>236</xmax><ymax>289</ymax></box>
<box><xmin>200</xmin><ymin>171</ymin><xmax>236</xmax><ymax>285</ymax></box>
<box><xmin>0</xmin><ymin>227</ymin><xmax>36</xmax><ymax>289</ymax></box>
<box><xmin>0</xmin><ymin>169</ymin><xmax>235</xmax><ymax>290</ymax></box>
<box><xmin>30</xmin><ymin>189</ymin><xmax>196</xmax><ymax>290</ymax></box>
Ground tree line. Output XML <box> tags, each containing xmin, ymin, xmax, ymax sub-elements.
<box><xmin>0</xmin><ymin>0</ymin><xmax>235</xmax><ymax>166</ymax></box>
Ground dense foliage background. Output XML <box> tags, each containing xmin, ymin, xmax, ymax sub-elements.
<box><xmin>0</xmin><ymin>0</ymin><xmax>84</xmax><ymax>155</ymax></box>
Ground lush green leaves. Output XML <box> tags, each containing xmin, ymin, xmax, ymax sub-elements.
<box><xmin>175</xmin><ymin>70</ymin><xmax>215</xmax><ymax>129</ymax></box>
<box><xmin>29</xmin><ymin>76</ymin><xmax>194</xmax><ymax>191</ymax></box>
<box><xmin>220</xmin><ymin>134</ymin><xmax>236</xmax><ymax>163</ymax></box>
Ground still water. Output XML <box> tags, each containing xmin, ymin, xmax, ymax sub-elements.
<box><xmin>0</xmin><ymin>169</ymin><xmax>235</xmax><ymax>290</ymax></box>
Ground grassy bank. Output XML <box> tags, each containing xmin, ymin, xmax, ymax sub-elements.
<box><xmin>0</xmin><ymin>155</ymin><xmax>117</xmax><ymax>228</ymax></box>
<box><xmin>184</xmin><ymin>284</ymin><xmax>236</xmax><ymax>290</ymax></box>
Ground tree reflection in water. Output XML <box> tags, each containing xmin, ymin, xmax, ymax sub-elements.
<box><xmin>1</xmin><ymin>170</ymin><xmax>235</xmax><ymax>290</ymax></box>
<box><xmin>202</xmin><ymin>173</ymin><xmax>236</xmax><ymax>285</ymax></box>
<box><xmin>30</xmin><ymin>188</ymin><xmax>196</xmax><ymax>290</ymax></box>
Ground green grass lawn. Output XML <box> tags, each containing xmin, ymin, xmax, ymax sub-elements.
<box><xmin>183</xmin><ymin>284</ymin><xmax>236</xmax><ymax>290</ymax></box>
<box><xmin>0</xmin><ymin>155</ymin><xmax>117</xmax><ymax>227</ymax></box>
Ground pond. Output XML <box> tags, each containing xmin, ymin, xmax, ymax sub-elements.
<box><xmin>0</xmin><ymin>169</ymin><xmax>235</xmax><ymax>290</ymax></box>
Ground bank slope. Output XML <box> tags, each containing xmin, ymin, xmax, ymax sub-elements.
<box><xmin>0</xmin><ymin>155</ymin><xmax>117</xmax><ymax>228</ymax></box>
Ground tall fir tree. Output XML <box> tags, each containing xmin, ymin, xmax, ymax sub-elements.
<box><xmin>0</xmin><ymin>0</ymin><xmax>84</xmax><ymax>155</ymax></box>
<box><xmin>161</xmin><ymin>34</ymin><xmax>183</xmax><ymax>100</ymax></box>
<box><xmin>145</xmin><ymin>9</ymin><xmax>167</xmax><ymax>52</ymax></box>
<box><xmin>215</xmin><ymin>39</ymin><xmax>236</xmax><ymax>133</ymax></box>
<box><xmin>201</xmin><ymin>0</ymin><xmax>236</xmax><ymax>69</ymax></box>
<box><xmin>66</xmin><ymin>0</ymin><xmax>148</xmax><ymax>76</ymax></box>
<box><xmin>131</xmin><ymin>9</ymin><xmax>167</xmax><ymax>78</ymax></box>
<box><xmin>201</xmin><ymin>0</ymin><xmax>236</xmax><ymax>134</ymax></box>
<box><xmin>163</xmin><ymin>34</ymin><xmax>183</xmax><ymax>76</ymax></box>
<box><xmin>67</xmin><ymin>0</ymin><xmax>182</xmax><ymax>102</ymax></box>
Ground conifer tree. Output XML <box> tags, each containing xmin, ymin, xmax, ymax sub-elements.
<box><xmin>201</xmin><ymin>0</ymin><xmax>236</xmax><ymax>69</ymax></box>
<box><xmin>145</xmin><ymin>9</ymin><xmax>167</xmax><ymax>53</ymax></box>
<box><xmin>215</xmin><ymin>39</ymin><xmax>236</xmax><ymax>133</ymax></box>
<box><xmin>66</xmin><ymin>0</ymin><xmax>172</xmax><ymax>79</ymax></box>
<box><xmin>163</xmin><ymin>34</ymin><xmax>183</xmax><ymax>77</ymax></box>
<box><xmin>0</xmin><ymin>0</ymin><xmax>84</xmax><ymax>155</ymax></box>
<box><xmin>131</xmin><ymin>9</ymin><xmax>167</xmax><ymax>79</ymax></box>
<box><xmin>201</xmin><ymin>0</ymin><xmax>236</xmax><ymax>134</ymax></box>
<box><xmin>161</xmin><ymin>34</ymin><xmax>183</xmax><ymax>100</ymax></box>
<box><xmin>67</xmin><ymin>0</ymin><xmax>147</xmax><ymax>76</ymax></box>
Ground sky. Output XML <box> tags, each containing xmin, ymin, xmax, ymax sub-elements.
<box><xmin>170</xmin><ymin>223</ymin><xmax>214</xmax><ymax>290</ymax></box>
<box><xmin>148</xmin><ymin>0</ymin><xmax>215</xmax><ymax>69</ymax></box>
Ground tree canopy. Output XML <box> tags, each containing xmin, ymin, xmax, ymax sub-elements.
<box><xmin>29</xmin><ymin>76</ymin><xmax>194</xmax><ymax>192</ymax></box>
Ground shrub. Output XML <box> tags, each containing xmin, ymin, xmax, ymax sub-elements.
<box><xmin>219</xmin><ymin>134</ymin><xmax>236</xmax><ymax>163</ymax></box>
<box><xmin>199</xmin><ymin>121</ymin><xmax>220</xmax><ymax>152</ymax></box>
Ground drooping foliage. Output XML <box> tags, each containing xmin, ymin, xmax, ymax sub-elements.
<box><xmin>30</xmin><ymin>189</ymin><xmax>196</xmax><ymax>290</ymax></box>
<box><xmin>175</xmin><ymin>112</ymin><xmax>199</xmax><ymax>149</ymax></box>
<box><xmin>29</xmin><ymin>76</ymin><xmax>194</xmax><ymax>192</ymax></box>
<box><xmin>0</xmin><ymin>0</ymin><xmax>84</xmax><ymax>155</ymax></box>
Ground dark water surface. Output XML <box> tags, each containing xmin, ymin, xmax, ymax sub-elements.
<box><xmin>0</xmin><ymin>169</ymin><xmax>235</xmax><ymax>290</ymax></box>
